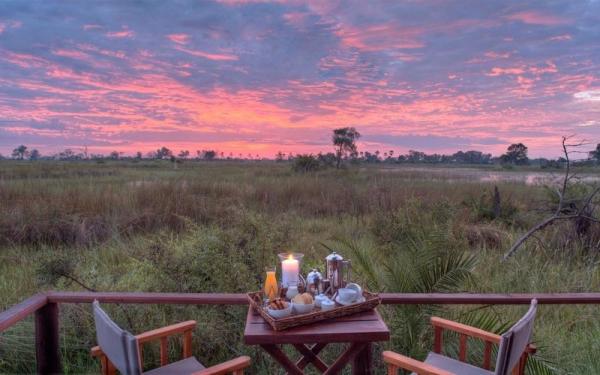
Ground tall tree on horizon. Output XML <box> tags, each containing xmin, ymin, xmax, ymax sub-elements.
<box><xmin>332</xmin><ymin>127</ymin><xmax>361</xmax><ymax>168</ymax></box>
<box><xmin>156</xmin><ymin>146</ymin><xmax>172</xmax><ymax>160</ymax></box>
<box><xmin>501</xmin><ymin>143</ymin><xmax>529</xmax><ymax>165</ymax></box>
<box><xmin>12</xmin><ymin>145</ymin><xmax>28</xmax><ymax>160</ymax></box>
<box><xmin>29</xmin><ymin>149</ymin><xmax>40</xmax><ymax>160</ymax></box>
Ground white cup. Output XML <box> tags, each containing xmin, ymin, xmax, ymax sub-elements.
<box><xmin>337</xmin><ymin>288</ymin><xmax>358</xmax><ymax>303</ymax></box>
<box><xmin>345</xmin><ymin>283</ymin><xmax>362</xmax><ymax>299</ymax></box>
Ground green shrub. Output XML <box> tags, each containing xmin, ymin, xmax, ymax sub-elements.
<box><xmin>292</xmin><ymin>154</ymin><xmax>320</xmax><ymax>173</ymax></box>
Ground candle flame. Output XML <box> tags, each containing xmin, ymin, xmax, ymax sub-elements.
<box><xmin>288</xmin><ymin>254</ymin><xmax>294</xmax><ymax>260</ymax></box>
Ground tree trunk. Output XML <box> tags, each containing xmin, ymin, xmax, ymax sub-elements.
<box><xmin>493</xmin><ymin>186</ymin><xmax>501</xmax><ymax>219</ymax></box>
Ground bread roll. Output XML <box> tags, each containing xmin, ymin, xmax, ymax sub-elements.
<box><xmin>302</xmin><ymin>293</ymin><xmax>313</xmax><ymax>304</ymax></box>
<box><xmin>292</xmin><ymin>294</ymin><xmax>305</xmax><ymax>304</ymax></box>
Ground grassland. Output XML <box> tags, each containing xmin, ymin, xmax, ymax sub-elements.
<box><xmin>0</xmin><ymin>160</ymin><xmax>599</xmax><ymax>374</ymax></box>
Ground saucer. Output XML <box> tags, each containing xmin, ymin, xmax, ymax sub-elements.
<box><xmin>334</xmin><ymin>295</ymin><xmax>366</xmax><ymax>306</ymax></box>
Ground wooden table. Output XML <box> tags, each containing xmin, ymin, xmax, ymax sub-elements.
<box><xmin>244</xmin><ymin>307</ymin><xmax>389</xmax><ymax>374</ymax></box>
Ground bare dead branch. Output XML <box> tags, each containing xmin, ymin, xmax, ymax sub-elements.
<box><xmin>581</xmin><ymin>186</ymin><xmax>600</xmax><ymax>212</ymax></box>
<box><xmin>504</xmin><ymin>215</ymin><xmax>560</xmax><ymax>260</ymax></box>
<box><xmin>503</xmin><ymin>136</ymin><xmax>600</xmax><ymax>260</ymax></box>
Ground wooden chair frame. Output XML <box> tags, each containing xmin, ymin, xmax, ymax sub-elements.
<box><xmin>384</xmin><ymin>316</ymin><xmax>536</xmax><ymax>375</ymax></box>
<box><xmin>91</xmin><ymin>320</ymin><xmax>250</xmax><ymax>375</ymax></box>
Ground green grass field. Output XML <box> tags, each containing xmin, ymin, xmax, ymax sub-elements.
<box><xmin>1</xmin><ymin>160</ymin><xmax>599</xmax><ymax>374</ymax></box>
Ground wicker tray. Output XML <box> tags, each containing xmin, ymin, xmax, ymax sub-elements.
<box><xmin>247</xmin><ymin>290</ymin><xmax>381</xmax><ymax>331</ymax></box>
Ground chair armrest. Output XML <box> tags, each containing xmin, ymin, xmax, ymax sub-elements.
<box><xmin>192</xmin><ymin>356</ymin><xmax>251</xmax><ymax>375</ymax></box>
<box><xmin>91</xmin><ymin>320</ymin><xmax>197</xmax><ymax>357</ymax></box>
<box><xmin>382</xmin><ymin>351</ymin><xmax>453</xmax><ymax>375</ymax></box>
<box><xmin>135</xmin><ymin>320</ymin><xmax>196</xmax><ymax>344</ymax></box>
<box><xmin>431</xmin><ymin>317</ymin><xmax>501</xmax><ymax>344</ymax></box>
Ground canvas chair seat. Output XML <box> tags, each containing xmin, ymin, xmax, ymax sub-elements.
<box><xmin>410</xmin><ymin>352</ymin><xmax>494</xmax><ymax>375</ymax></box>
<box><xmin>385</xmin><ymin>300</ymin><xmax>538</xmax><ymax>375</ymax></box>
<box><xmin>92</xmin><ymin>301</ymin><xmax>251</xmax><ymax>375</ymax></box>
<box><xmin>144</xmin><ymin>356</ymin><xmax>205</xmax><ymax>375</ymax></box>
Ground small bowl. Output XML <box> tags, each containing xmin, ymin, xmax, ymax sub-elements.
<box><xmin>314</xmin><ymin>294</ymin><xmax>329</xmax><ymax>308</ymax></box>
<box><xmin>321</xmin><ymin>299</ymin><xmax>335</xmax><ymax>311</ymax></box>
<box><xmin>337</xmin><ymin>288</ymin><xmax>358</xmax><ymax>303</ymax></box>
<box><xmin>267</xmin><ymin>303</ymin><xmax>292</xmax><ymax>319</ymax></box>
<box><xmin>292</xmin><ymin>302</ymin><xmax>315</xmax><ymax>315</ymax></box>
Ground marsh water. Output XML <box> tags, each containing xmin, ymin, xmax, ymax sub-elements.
<box><xmin>377</xmin><ymin>166</ymin><xmax>600</xmax><ymax>185</ymax></box>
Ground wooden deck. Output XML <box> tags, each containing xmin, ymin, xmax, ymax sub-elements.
<box><xmin>2</xmin><ymin>291</ymin><xmax>600</xmax><ymax>374</ymax></box>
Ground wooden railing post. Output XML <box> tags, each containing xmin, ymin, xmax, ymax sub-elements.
<box><xmin>35</xmin><ymin>302</ymin><xmax>62</xmax><ymax>374</ymax></box>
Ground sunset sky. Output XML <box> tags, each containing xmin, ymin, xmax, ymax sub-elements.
<box><xmin>1</xmin><ymin>0</ymin><xmax>599</xmax><ymax>158</ymax></box>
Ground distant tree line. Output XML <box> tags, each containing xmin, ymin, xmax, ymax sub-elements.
<box><xmin>290</xmin><ymin>128</ymin><xmax>600</xmax><ymax>172</ymax></box>
<box><xmin>0</xmin><ymin>145</ymin><xmax>237</xmax><ymax>162</ymax></box>
<box><xmin>4</xmin><ymin>129</ymin><xmax>600</xmax><ymax>169</ymax></box>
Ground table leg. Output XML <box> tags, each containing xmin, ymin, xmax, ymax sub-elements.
<box><xmin>294</xmin><ymin>343</ymin><xmax>328</xmax><ymax>372</ymax></box>
<box><xmin>261</xmin><ymin>344</ymin><xmax>304</xmax><ymax>375</ymax></box>
<box><xmin>352</xmin><ymin>342</ymin><xmax>373</xmax><ymax>375</ymax></box>
<box><xmin>324</xmin><ymin>343</ymin><xmax>366</xmax><ymax>375</ymax></box>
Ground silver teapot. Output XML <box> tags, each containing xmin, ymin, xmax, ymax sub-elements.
<box><xmin>324</xmin><ymin>252</ymin><xmax>351</xmax><ymax>294</ymax></box>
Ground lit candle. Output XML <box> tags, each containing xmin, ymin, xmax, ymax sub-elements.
<box><xmin>281</xmin><ymin>254</ymin><xmax>299</xmax><ymax>287</ymax></box>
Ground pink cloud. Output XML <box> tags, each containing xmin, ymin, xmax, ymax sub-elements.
<box><xmin>0</xmin><ymin>20</ymin><xmax>22</xmax><ymax>34</ymax></box>
<box><xmin>335</xmin><ymin>23</ymin><xmax>425</xmax><ymax>52</ymax></box>
<box><xmin>529</xmin><ymin>61</ymin><xmax>558</xmax><ymax>75</ymax></box>
<box><xmin>1</xmin><ymin>50</ymin><xmax>48</xmax><ymax>69</ymax></box>
<box><xmin>487</xmin><ymin>62</ymin><xmax>558</xmax><ymax>77</ymax></box>
<box><xmin>484</xmin><ymin>51</ymin><xmax>511</xmax><ymax>59</ymax></box>
<box><xmin>487</xmin><ymin>67</ymin><xmax>526</xmax><ymax>76</ymax></box>
<box><xmin>52</xmin><ymin>49</ymin><xmax>89</xmax><ymax>60</ymax></box>
<box><xmin>167</xmin><ymin>33</ymin><xmax>190</xmax><ymax>44</ymax></box>
<box><xmin>83</xmin><ymin>24</ymin><xmax>102</xmax><ymax>31</ymax></box>
<box><xmin>106</xmin><ymin>30</ymin><xmax>134</xmax><ymax>38</ymax></box>
<box><xmin>216</xmin><ymin>0</ymin><xmax>275</xmax><ymax>4</ymax></box>
<box><xmin>283</xmin><ymin>12</ymin><xmax>310</xmax><ymax>28</ymax></box>
<box><xmin>77</xmin><ymin>44</ymin><xmax>126</xmax><ymax>59</ymax></box>
<box><xmin>506</xmin><ymin>11</ymin><xmax>570</xmax><ymax>26</ymax></box>
<box><xmin>548</xmin><ymin>34</ymin><xmax>572</xmax><ymax>41</ymax></box>
<box><xmin>174</xmin><ymin>46</ymin><xmax>238</xmax><ymax>61</ymax></box>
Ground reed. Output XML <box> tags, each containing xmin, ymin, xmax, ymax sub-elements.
<box><xmin>0</xmin><ymin>160</ymin><xmax>598</xmax><ymax>374</ymax></box>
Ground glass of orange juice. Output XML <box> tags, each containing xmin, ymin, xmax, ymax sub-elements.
<box><xmin>263</xmin><ymin>266</ymin><xmax>279</xmax><ymax>302</ymax></box>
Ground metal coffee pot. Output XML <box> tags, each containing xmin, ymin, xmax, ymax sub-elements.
<box><xmin>324</xmin><ymin>252</ymin><xmax>351</xmax><ymax>294</ymax></box>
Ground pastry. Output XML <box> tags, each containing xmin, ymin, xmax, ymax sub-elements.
<box><xmin>268</xmin><ymin>298</ymin><xmax>289</xmax><ymax>310</ymax></box>
<box><xmin>292</xmin><ymin>293</ymin><xmax>314</xmax><ymax>305</ymax></box>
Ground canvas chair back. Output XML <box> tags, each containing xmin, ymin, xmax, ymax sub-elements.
<box><xmin>494</xmin><ymin>299</ymin><xmax>538</xmax><ymax>375</ymax></box>
<box><xmin>93</xmin><ymin>300</ymin><xmax>142</xmax><ymax>375</ymax></box>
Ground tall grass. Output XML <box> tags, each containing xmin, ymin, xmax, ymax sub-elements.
<box><xmin>0</xmin><ymin>160</ymin><xmax>598</xmax><ymax>374</ymax></box>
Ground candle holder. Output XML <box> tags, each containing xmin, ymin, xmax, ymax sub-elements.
<box><xmin>278</xmin><ymin>253</ymin><xmax>304</xmax><ymax>289</ymax></box>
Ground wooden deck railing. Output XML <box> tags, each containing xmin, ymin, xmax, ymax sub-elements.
<box><xmin>2</xmin><ymin>291</ymin><xmax>600</xmax><ymax>374</ymax></box>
